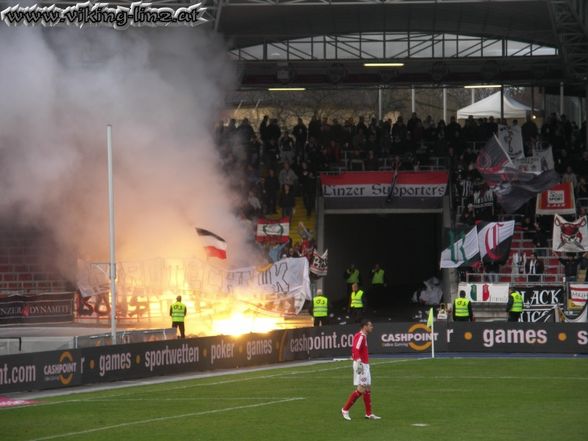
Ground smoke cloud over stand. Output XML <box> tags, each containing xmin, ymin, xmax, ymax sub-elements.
<box><xmin>0</xmin><ymin>27</ymin><xmax>258</xmax><ymax>276</ymax></box>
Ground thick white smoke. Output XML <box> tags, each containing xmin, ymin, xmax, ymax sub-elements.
<box><xmin>0</xmin><ymin>26</ymin><xmax>257</xmax><ymax>277</ymax></box>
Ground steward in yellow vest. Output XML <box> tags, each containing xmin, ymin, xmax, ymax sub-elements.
<box><xmin>349</xmin><ymin>282</ymin><xmax>364</xmax><ymax>322</ymax></box>
<box><xmin>506</xmin><ymin>290</ymin><xmax>524</xmax><ymax>322</ymax></box>
<box><xmin>345</xmin><ymin>264</ymin><xmax>361</xmax><ymax>296</ymax></box>
<box><xmin>370</xmin><ymin>263</ymin><xmax>386</xmax><ymax>309</ymax></box>
<box><xmin>312</xmin><ymin>289</ymin><xmax>329</xmax><ymax>327</ymax></box>
<box><xmin>170</xmin><ymin>295</ymin><xmax>187</xmax><ymax>338</ymax></box>
<box><xmin>452</xmin><ymin>290</ymin><xmax>474</xmax><ymax>322</ymax></box>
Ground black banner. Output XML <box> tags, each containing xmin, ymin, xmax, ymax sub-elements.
<box><xmin>0</xmin><ymin>349</ymin><xmax>82</xmax><ymax>393</ymax></box>
<box><xmin>279</xmin><ymin>323</ymin><xmax>449</xmax><ymax>359</ymax></box>
<box><xmin>447</xmin><ymin>322</ymin><xmax>588</xmax><ymax>353</ymax></box>
<box><xmin>513</xmin><ymin>285</ymin><xmax>565</xmax><ymax>306</ymax></box>
<box><xmin>521</xmin><ymin>306</ymin><xmax>557</xmax><ymax>323</ymax></box>
<box><xmin>372</xmin><ymin>322</ymin><xmax>448</xmax><ymax>354</ymax></box>
<box><xmin>1</xmin><ymin>322</ymin><xmax>587</xmax><ymax>393</ymax></box>
<box><xmin>279</xmin><ymin>325</ymin><xmax>354</xmax><ymax>361</ymax></box>
<box><xmin>0</xmin><ymin>293</ymin><xmax>74</xmax><ymax>324</ymax></box>
<box><xmin>511</xmin><ymin>285</ymin><xmax>565</xmax><ymax>323</ymax></box>
<box><xmin>79</xmin><ymin>332</ymin><xmax>283</xmax><ymax>384</ymax></box>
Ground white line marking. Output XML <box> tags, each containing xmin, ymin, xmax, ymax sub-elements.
<box><xmin>5</xmin><ymin>358</ymin><xmax>420</xmax><ymax>410</ymax></box>
<box><xmin>82</xmin><ymin>358</ymin><xmax>418</xmax><ymax>399</ymax></box>
<box><xmin>412</xmin><ymin>423</ymin><xmax>429</xmax><ymax>427</ymax></box>
<box><xmin>83</xmin><ymin>396</ymin><xmax>304</xmax><ymax>402</ymax></box>
<box><xmin>366</xmin><ymin>375</ymin><xmax>588</xmax><ymax>381</ymax></box>
<box><xmin>26</xmin><ymin>397</ymin><xmax>304</xmax><ymax>441</ymax></box>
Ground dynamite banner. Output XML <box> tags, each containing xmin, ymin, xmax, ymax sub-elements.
<box><xmin>0</xmin><ymin>292</ymin><xmax>74</xmax><ymax>324</ymax></box>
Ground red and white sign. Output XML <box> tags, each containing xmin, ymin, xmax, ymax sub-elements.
<box><xmin>256</xmin><ymin>218</ymin><xmax>290</xmax><ymax>243</ymax></box>
<box><xmin>569</xmin><ymin>284</ymin><xmax>588</xmax><ymax>307</ymax></box>
<box><xmin>458</xmin><ymin>282</ymin><xmax>510</xmax><ymax>303</ymax></box>
<box><xmin>320</xmin><ymin>171</ymin><xmax>448</xmax><ymax>198</ymax></box>
<box><xmin>536</xmin><ymin>182</ymin><xmax>576</xmax><ymax>215</ymax></box>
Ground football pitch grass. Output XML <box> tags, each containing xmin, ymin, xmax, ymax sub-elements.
<box><xmin>2</xmin><ymin>357</ymin><xmax>587</xmax><ymax>441</ymax></box>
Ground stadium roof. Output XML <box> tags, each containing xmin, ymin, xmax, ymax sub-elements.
<box><xmin>28</xmin><ymin>0</ymin><xmax>588</xmax><ymax>89</ymax></box>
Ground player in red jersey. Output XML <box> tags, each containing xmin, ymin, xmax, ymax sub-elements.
<box><xmin>341</xmin><ymin>319</ymin><xmax>381</xmax><ymax>420</ymax></box>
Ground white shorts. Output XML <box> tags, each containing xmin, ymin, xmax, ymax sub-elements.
<box><xmin>352</xmin><ymin>361</ymin><xmax>371</xmax><ymax>386</ymax></box>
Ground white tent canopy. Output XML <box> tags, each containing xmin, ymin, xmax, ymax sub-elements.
<box><xmin>457</xmin><ymin>91</ymin><xmax>533</xmax><ymax>119</ymax></box>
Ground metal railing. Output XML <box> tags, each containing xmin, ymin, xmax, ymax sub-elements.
<box><xmin>464</xmin><ymin>273</ymin><xmax>563</xmax><ymax>285</ymax></box>
<box><xmin>73</xmin><ymin>328</ymin><xmax>176</xmax><ymax>348</ymax></box>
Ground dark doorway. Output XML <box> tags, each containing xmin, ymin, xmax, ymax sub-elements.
<box><xmin>323</xmin><ymin>213</ymin><xmax>442</xmax><ymax>313</ymax></box>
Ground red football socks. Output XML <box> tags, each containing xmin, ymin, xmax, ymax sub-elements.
<box><xmin>363</xmin><ymin>391</ymin><xmax>372</xmax><ymax>415</ymax></box>
<box><xmin>343</xmin><ymin>390</ymin><xmax>362</xmax><ymax>411</ymax></box>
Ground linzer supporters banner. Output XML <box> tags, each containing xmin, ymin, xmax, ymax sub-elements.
<box><xmin>320</xmin><ymin>171</ymin><xmax>448</xmax><ymax>198</ymax></box>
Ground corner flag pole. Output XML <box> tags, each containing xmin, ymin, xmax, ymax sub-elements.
<box><xmin>427</xmin><ymin>307</ymin><xmax>435</xmax><ymax>359</ymax></box>
<box><xmin>107</xmin><ymin>125</ymin><xmax>117</xmax><ymax>345</ymax></box>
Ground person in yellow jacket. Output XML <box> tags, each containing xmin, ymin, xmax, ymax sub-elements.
<box><xmin>370</xmin><ymin>263</ymin><xmax>386</xmax><ymax>309</ymax></box>
<box><xmin>170</xmin><ymin>295</ymin><xmax>187</xmax><ymax>338</ymax></box>
<box><xmin>311</xmin><ymin>289</ymin><xmax>329</xmax><ymax>326</ymax></box>
<box><xmin>349</xmin><ymin>282</ymin><xmax>365</xmax><ymax>322</ymax></box>
<box><xmin>506</xmin><ymin>289</ymin><xmax>524</xmax><ymax>322</ymax></box>
<box><xmin>452</xmin><ymin>290</ymin><xmax>474</xmax><ymax>322</ymax></box>
<box><xmin>344</xmin><ymin>264</ymin><xmax>361</xmax><ymax>297</ymax></box>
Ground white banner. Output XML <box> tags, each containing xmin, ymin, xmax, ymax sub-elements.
<box><xmin>440</xmin><ymin>227</ymin><xmax>479</xmax><ymax>268</ymax></box>
<box><xmin>533</xmin><ymin>145</ymin><xmax>555</xmax><ymax>171</ymax></box>
<box><xmin>77</xmin><ymin>259</ymin><xmax>110</xmax><ymax>298</ymax></box>
<box><xmin>79</xmin><ymin>257</ymin><xmax>312</xmax><ymax>315</ymax></box>
<box><xmin>498</xmin><ymin>124</ymin><xmax>524</xmax><ymax>160</ymax></box>
<box><xmin>513</xmin><ymin>157</ymin><xmax>542</xmax><ymax>174</ymax></box>
<box><xmin>458</xmin><ymin>282</ymin><xmax>510</xmax><ymax>303</ymax></box>
<box><xmin>552</xmin><ymin>215</ymin><xmax>588</xmax><ymax>252</ymax></box>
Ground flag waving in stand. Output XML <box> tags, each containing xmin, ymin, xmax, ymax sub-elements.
<box><xmin>195</xmin><ymin>228</ymin><xmax>227</xmax><ymax>260</ymax></box>
<box><xmin>476</xmin><ymin>134</ymin><xmax>560</xmax><ymax>213</ymax></box>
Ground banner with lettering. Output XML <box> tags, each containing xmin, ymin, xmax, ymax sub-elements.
<box><xmin>439</xmin><ymin>226</ymin><xmax>479</xmax><ymax>268</ymax></box>
<box><xmin>224</xmin><ymin>258</ymin><xmax>312</xmax><ymax>315</ymax></box>
<box><xmin>320</xmin><ymin>171</ymin><xmax>448</xmax><ymax>198</ymax></box>
<box><xmin>512</xmin><ymin>285</ymin><xmax>565</xmax><ymax>306</ymax></box>
<box><xmin>477</xmin><ymin>220</ymin><xmax>515</xmax><ymax>264</ymax></box>
<box><xmin>77</xmin><ymin>257</ymin><xmax>311</xmax><ymax>318</ymax></box>
<box><xmin>0</xmin><ymin>292</ymin><xmax>74</xmax><ymax>324</ymax></box>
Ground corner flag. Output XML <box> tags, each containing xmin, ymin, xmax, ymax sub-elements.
<box><xmin>427</xmin><ymin>307</ymin><xmax>434</xmax><ymax>328</ymax></box>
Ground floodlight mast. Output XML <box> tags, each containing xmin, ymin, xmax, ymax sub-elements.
<box><xmin>107</xmin><ymin>125</ymin><xmax>117</xmax><ymax>345</ymax></box>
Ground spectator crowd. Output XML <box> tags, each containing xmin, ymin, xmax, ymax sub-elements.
<box><xmin>214</xmin><ymin>109</ymin><xmax>587</xmax><ymax>281</ymax></box>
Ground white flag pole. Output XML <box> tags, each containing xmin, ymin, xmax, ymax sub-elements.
<box><xmin>431</xmin><ymin>319</ymin><xmax>435</xmax><ymax>359</ymax></box>
<box><xmin>107</xmin><ymin>125</ymin><xmax>117</xmax><ymax>345</ymax></box>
